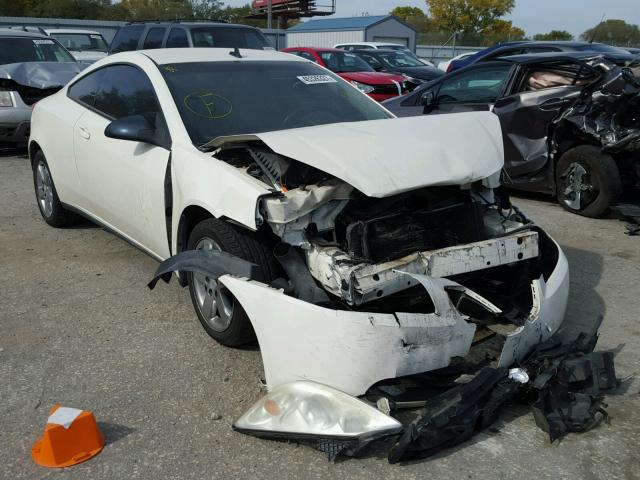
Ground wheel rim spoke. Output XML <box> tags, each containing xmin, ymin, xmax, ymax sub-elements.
<box><xmin>193</xmin><ymin>236</ymin><xmax>234</xmax><ymax>332</ymax></box>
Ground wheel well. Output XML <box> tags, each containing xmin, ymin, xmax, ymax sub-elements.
<box><xmin>28</xmin><ymin>141</ymin><xmax>42</xmax><ymax>168</ymax></box>
<box><xmin>177</xmin><ymin>206</ymin><xmax>214</xmax><ymax>255</ymax></box>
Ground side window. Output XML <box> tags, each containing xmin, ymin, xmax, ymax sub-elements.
<box><xmin>109</xmin><ymin>25</ymin><xmax>145</xmax><ymax>53</ymax></box>
<box><xmin>437</xmin><ymin>65</ymin><xmax>512</xmax><ymax>103</ymax></box>
<box><xmin>93</xmin><ymin>65</ymin><xmax>160</xmax><ymax>120</ymax></box>
<box><xmin>68</xmin><ymin>69</ymin><xmax>104</xmax><ymax>107</ymax></box>
<box><xmin>521</xmin><ymin>62</ymin><xmax>597</xmax><ymax>91</ymax></box>
<box><xmin>166</xmin><ymin>28</ymin><xmax>189</xmax><ymax>48</ymax></box>
<box><xmin>359</xmin><ymin>53</ymin><xmax>383</xmax><ymax>70</ymax></box>
<box><xmin>143</xmin><ymin>28</ymin><xmax>166</xmax><ymax>49</ymax></box>
<box><xmin>295</xmin><ymin>51</ymin><xmax>317</xmax><ymax>62</ymax></box>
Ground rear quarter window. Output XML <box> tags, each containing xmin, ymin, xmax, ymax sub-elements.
<box><xmin>109</xmin><ymin>25</ymin><xmax>145</xmax><ymax>53</ymax></box>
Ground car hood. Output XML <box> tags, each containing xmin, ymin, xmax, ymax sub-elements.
<box><xmin>209</xmin><ymin>112</ymin><xmax>504</xmax><ymax>197</ymax></box>
<box><xmin>339</xmin><ymin>71</ymin><xmax>404</xmax><ymax>85</ymax></box>
<box><xmin>0</xmin><ymin>62</ymin><xmax>82</xmax><ymax>89</ymax></box>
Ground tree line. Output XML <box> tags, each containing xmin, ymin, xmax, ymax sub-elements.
<box><xmin>393</xmin><ymin>1</ymin><xmax>640</xmax><ymax>47</ymax></box>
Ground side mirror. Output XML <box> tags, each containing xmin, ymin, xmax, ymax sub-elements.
<box><xmin>104</xmin><ymin>114</ymin><xmax>163</xmax><ymax>147</ymax></box>
<box><xmin>421</xmin><ymin>90</ymin><xmax>435</xmax><ymax>106</ymax></box>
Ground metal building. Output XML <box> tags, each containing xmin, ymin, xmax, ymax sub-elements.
<box><xmin>286</xmin><ymin>15</ymin><xmax>417</xmax><ymax>50</ymax></box>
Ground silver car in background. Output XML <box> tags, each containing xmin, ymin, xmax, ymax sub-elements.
<box><xmin>0</xmin><ymin>29</ymin><xmax>81</xmax><ymax>145</ymax></box>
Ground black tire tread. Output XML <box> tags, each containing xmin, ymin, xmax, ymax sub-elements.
<box><xmin>556</xmin><ymin>145</ymin><xmax>621</xmax><ymax>218</ymax></box>
<box><xmin>32</xmin><ymin>151</ymin><xmax>78</xmax><ymax>228</ymax></box>
<box><xmin>187</xmin><ymin>218</ymin><xmax>278</xmax><ymax>346</ymax></box>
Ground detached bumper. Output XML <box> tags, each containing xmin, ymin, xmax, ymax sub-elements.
<box><xmin>220</xmin><ymin>238</ymin><xmax>569</xmax><ymax>396</ymax></box>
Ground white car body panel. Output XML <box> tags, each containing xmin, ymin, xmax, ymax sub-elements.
<box><xmin>45</xmin><ymin>29</ymin><xmax>109</xmax><ymax>63</ymax></box>
<box><xmin>239</xmin><ymin>112</ymin><xmax>503</xmax><ymax>198</ymax></box>
<box><xmin>221</xmin><ymin>241</ymin><xmax>569</xmax><ymax>395</ymax></box>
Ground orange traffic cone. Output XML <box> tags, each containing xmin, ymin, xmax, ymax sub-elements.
<box><xmin>32</xmin><ymin>404</ymin><xmax>104</xmax><ymax>468</ymax></box>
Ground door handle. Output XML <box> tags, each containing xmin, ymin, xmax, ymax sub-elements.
<box><xmin>539</xmin><ymin>97</ymin><xmax>571</xmax><ymax>111</ymax></box>
<box><xmin>78</xmin><ymin>126</ymin><xmax>91</xmax><ymax>140</ymax></box>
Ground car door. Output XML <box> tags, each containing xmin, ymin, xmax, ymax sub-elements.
<box><xmin>492</xmin><ymin>61</ymin><xmax>591</xmax><ymax>184</ymax></box>
<box><xmin>72</xmin><ymin>64</ymin><xmax>171</xmax><ymax>259</ymax></box>
<box><xmin>424</xmin><ymin>63</ymin><xmax>515</xmax><ymax>114</ymax></box>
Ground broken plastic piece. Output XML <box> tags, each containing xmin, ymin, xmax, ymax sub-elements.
<box><xmin>508</xmin><ymin>368</ymin><xmax>529</xmax><ymax>384</ymax></box>
<box><xmin>147</xmin><ymin>249</ymin><xmax>258</xmax><ymax>289</ymax></box>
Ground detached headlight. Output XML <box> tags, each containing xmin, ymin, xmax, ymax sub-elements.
<box><xmin>0</xmin><ymin>91</ymin><xmax>14</xmax><ymax>107</ymax></box>
<box><xmin>350</xmin><ymin>80</ymin><xmax>375</xmax><ymax>94</ymax></box>
<box><xmin>234</xmin><ymin>381</ymin><xmax>402</xmax><ymax>443</ymax></box>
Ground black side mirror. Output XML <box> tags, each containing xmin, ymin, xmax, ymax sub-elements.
<box><xmin>421</xmin><ymin>90</ymin><xmax>435</xmax><ymax>106</ymax></box>
<box><xmin>105</xmin><ymin>114</ymin><xmax>166</xmax><ymax>148</ymax></box>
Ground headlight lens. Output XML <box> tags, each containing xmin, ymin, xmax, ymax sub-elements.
<box><xmin>0</xmin><ymin>91</ymin><xmax>14</xmax><ymax>107</ymax></box>
<box><xmin>234</xmin><ymin>381</ymin><xmax>402</xmax><ymax>439</ymax></box>
<box><xmin>350</xmin><ymin>80</ymin><xmax>375</xmax><ymax>94</ymax></box>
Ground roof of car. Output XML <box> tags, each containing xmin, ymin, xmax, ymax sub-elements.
<box><xmin>0</xmin><ymin>28</ymin><xmax>50</xmax><ymax>39</ymax></box>
<box><xmin>497</xmin><ymin>50</ymin><xmax>635</xmax><ymax>63</ymax></box>
<box><xmin>135</xmin><ymin>47</ymin><xmax>307</xmax><ymax>65</ymax></box>
<box><xmin>336</xmin><ymin>42</ymin><xmax>403</xmax><ymax>47</ymax></box>
<box><xmin>123</xmin><ymin>21</ymin><xmax>259</xmax><ymax>30</ymax></box>
<box><xmin>45</xmin><ymin>29</ymin><xmax>101</xmax><ymax>35</ymax></box>
<box><xmin>354</xmin><ymin>49</ymin><xmax>403</xmax><ymax>55</ymax></box>
<box><xmin>284</xmin><ymin>47</ymin><xmax>343</xmax><ymax>53</ymax></box>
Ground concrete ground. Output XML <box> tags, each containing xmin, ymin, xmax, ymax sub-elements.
<box><xmin>1</xmin><ymin>150</ymin><xmax>639</xmax><ymax>480</ymax></box>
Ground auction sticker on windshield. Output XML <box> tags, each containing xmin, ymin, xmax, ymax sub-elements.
<box><xmin>33</xmin><ymin>39</ymin><xmax>55</xmax><ymax>45</ymax></box>
<box><xmin>297</xmin><ymin>75</ymin><xmax>337</xmax><ymax>85</ymax></box>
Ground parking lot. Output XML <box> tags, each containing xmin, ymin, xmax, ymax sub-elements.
<box><xmin>1</xmin><ymin>149</ymin><xmax>639</xmax><ymax>479</ymax></box>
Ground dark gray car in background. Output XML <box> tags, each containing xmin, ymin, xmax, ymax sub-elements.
<box><xmin>384</xmin><ymin>52</ymin><xmax>640</xmax><ymax>217</ymax></box>
<box><xmin>108</xmin><ymin>20</ymin><xmax>272</xmax><ymax>54</ymax></box>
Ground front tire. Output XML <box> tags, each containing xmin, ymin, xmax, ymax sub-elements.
<box><xmin>556</xmin><ymin>145</ymin><xmax>621</xmax><ymax>218</ymax></box>
<box><xmin>32</xmin><ymin>151</ymin><xmax>78</xmax><ymax>227</ymax></box>
<box><xmin>186</xmin><ymin>218</ymin><xmax>278</xmax><ymax>347</ymax></box>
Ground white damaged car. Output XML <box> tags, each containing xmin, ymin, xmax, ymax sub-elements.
<box><xmin>29</xmin><ymin>48</ymin><xmax>569</xmax><ymax>447</ymax></box>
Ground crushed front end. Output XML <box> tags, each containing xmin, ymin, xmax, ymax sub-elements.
<box><xmin>151</xmin><ymin>114</ymin><xmax>574</xmax><ymax>460</ymax></box>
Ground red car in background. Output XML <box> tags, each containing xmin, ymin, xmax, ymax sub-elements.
<box><xmin>282</xmin><ymin>47</ymin><xmax>407</xmax><ymax>102</ymax></box>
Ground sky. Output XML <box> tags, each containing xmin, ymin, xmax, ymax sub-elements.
<box><xmin>223</xmin><ymin>0</ymin><xmax>640</xmax><ymax>38</ymax></box>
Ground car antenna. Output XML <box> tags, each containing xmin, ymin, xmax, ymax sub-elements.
<box><xmin>589</xmin><ymin>13</ymin><xmax>606</xmax><ymax>43</ymax></box>
<box><xmin>229</xmin><ymin>47</ymin><xmax>243</xmax><ymax>58</ymax></box>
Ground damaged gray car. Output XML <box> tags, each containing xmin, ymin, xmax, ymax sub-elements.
<box><xmin>0</xmin><ymin>29</ymin><xmax>81</xmax><ymax>145</ymax></box>
<box><xmin>385</xmin><ymin>52</ymin><xmax>640</xmax><ymax>217</ymax></box>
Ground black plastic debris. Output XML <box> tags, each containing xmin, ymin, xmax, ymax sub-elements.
<box><xmin>385</xmin><ymin>319</ymin><xmax>619</xmax><ymax>464</ymax></box>
<box><xmin>147</xmin><ymin>249</ymin><xmax>258</xmax><ymax>289</ymax></box>
<box><xmin>612</xmin><ymin>204</ymin><xmax>640</xmax><ymax>236</ymax></box>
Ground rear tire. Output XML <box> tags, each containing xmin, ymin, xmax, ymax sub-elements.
<box><xmin>555</xmin><ymin>145</ymin><xmax>621</xmax><ymax>218</ymax></box>
<box><xmin>186</xmin><ymin>217</ymin><xmax>279</xmax><ymax>347</ymax></box>
<box><xmin>32</xmin><ymin>150</ymin><xmax>78</xmax><ymax>227</ymax></box>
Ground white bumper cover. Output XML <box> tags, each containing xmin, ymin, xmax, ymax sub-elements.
<box><xmin>220</xmin><ymin>239</ymin><xmax>569</xmax><ymax>396</ymax></box>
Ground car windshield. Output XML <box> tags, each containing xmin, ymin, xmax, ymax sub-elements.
<box><xmin>318</xmin><ymin>51</ymin><xmax>374</xmax><ymax>72</ymax></box>
<box><xmin>375</xmin><ymin>51</ymin><xmax>424</xmax><ymax>68</ymax></box>
<box><xmin>160</xmin><ymin>61</ymin><xmax>391</xmax><ymax>147</ymax></box>
<box><xmin>49</xmin><ymin>33</ymin><xmax>108</xmax><ymax>52</ymax></box>
<box><xmin>190</xmin><ymin>27</ymin><xmax>269</xmax><ymax>49</ymax></box>
<box><xmin>573</xmin><ymin>43</ymin><xmax>629</xmax><ymax>54</ymax></box>
<box><xmin>0</xmin><ymin>37</ymin><xmax>75</xmax><ymax>64</ymax></box>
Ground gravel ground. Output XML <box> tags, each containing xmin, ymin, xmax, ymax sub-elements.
<box><xmin>1</xmin><ymin>150</ymin><xmax>639</xmax><ymax>479</ymax></box>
